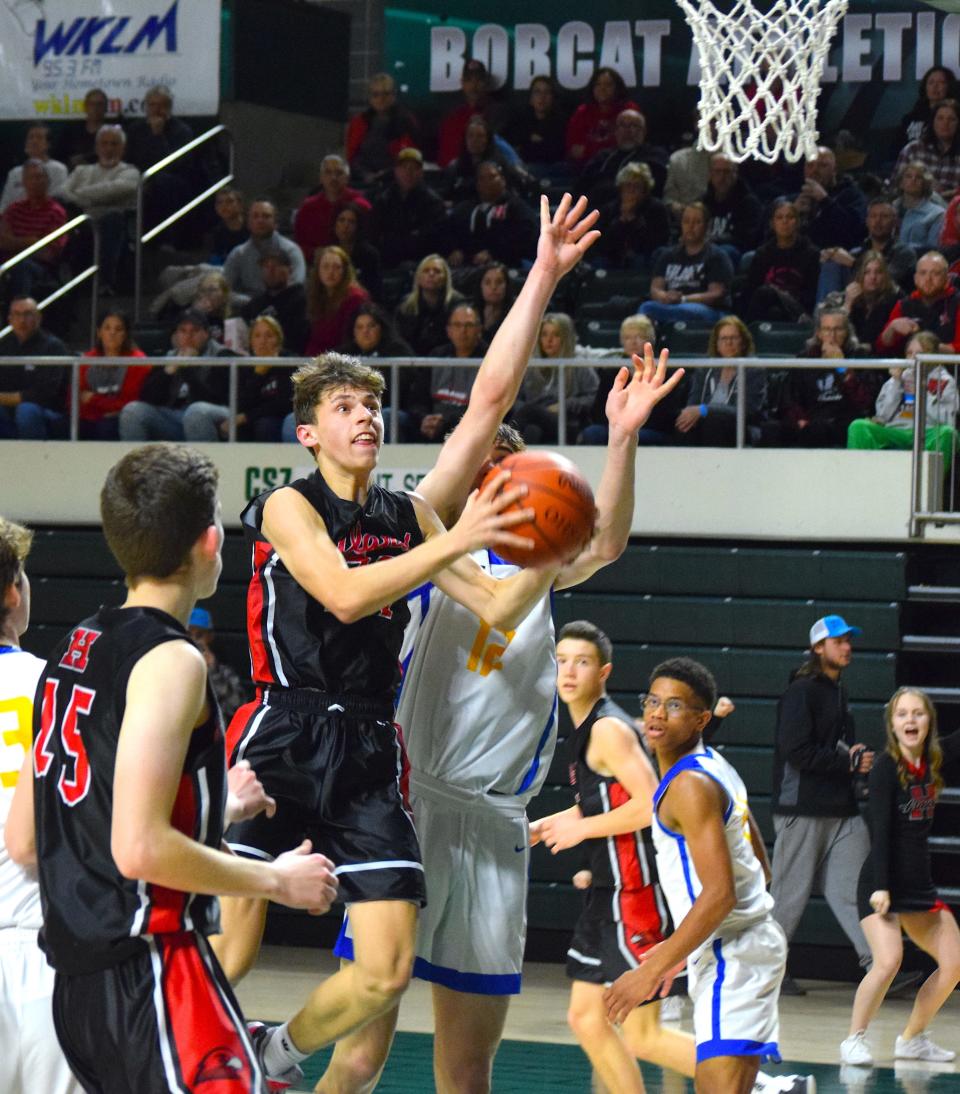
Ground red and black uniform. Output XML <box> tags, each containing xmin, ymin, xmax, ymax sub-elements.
<box><xmin>34</xmin><ymin>607</ymin><xmax>264</xmax><ymax>1094</ymax></box>
<box><xmin>226</xmin><ymin>469</ymin><xmax>427</xmax><ymax>905</ymax></box>
<box><xmin>565</xmin><ymin>696</ymin><xmax>670</xmax><ymax>987</ymax></box>
<box><xmin>858</xmin><ymin>731</ymin><xmax>960</xmax><ymax>919</ymax></box>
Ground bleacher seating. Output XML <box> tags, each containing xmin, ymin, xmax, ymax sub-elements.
<box><xmin>23</xmin><ymin>527</ymin><xmax>955</xmax><ymax>979</ymax></box>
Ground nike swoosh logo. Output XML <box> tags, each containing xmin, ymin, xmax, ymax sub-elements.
<box><xmin>515</xmin><ymin>844</ymin><xmax>527</xmax><ymax>853</ymax></box>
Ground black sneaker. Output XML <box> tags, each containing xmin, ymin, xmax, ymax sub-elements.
<box><xmin>779</xmin><ymin>973</ymin><xmax>806</xmax><ymax>996</ymax></box>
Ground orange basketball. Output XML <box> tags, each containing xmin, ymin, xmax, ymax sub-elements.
<box><xmin>480</xmin><ymin>451</ymin><xmax>596</xmax><ymax>567</ymax></box>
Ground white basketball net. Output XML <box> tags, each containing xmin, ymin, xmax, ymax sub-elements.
<box><xmin>677</xmin><ymin>0</ymin><xmax>849</xmax><ymax>163</ymax></box>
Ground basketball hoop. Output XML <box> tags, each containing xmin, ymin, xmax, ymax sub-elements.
<box><xmin>677</xmin><ymin>0</ymin><xmax>849</xmax><ymax>163</ymax></box>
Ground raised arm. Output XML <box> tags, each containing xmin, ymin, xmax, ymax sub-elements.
<box><xmin>261</xmin><ymin>471</ymin><xmax>535</xmax><ymax>625</ymax></box>
<box><xmin>417</xmin><ymin>193</ymin><xmax>601</xmax><ymax>526</ymax></box>
<box><xmin>532</xmin><ymin>716</ymin><xmax>658</xmax><ymax>851</ymax></box>
<box><xmin>555</xmin><ymin>345</ymin><xmax>685</xmax><ymax>590</ymax></box>
<box><xmin>111</xmin><ymin>641</ymin><xmax>338</xmax><ymax>912</ymax></box>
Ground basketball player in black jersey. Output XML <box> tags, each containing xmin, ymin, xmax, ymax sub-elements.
<box><xmin>215</xmin><ymin>196</ymin><xmax>607</xmax><ymax>1090</ymax></box>
<box><xmin>535</xmin><ymin>621</ymin><xmax>697</xmax><ymax>1092</ymax></box>
<box><xmin>8</xmin><ymin>444</ymin><xmax>339</xmax><ymax>1094</ymax></box>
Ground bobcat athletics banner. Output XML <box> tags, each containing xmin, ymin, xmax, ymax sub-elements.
<box><xmin>0</xmin><ymin>0</ymin><xmax>220</xmax><ymax>120</ymax></box>
<box><xmin>386</xmin><ymin>0</ymin><xmax>960</xmax><ymax>160</ymax></box>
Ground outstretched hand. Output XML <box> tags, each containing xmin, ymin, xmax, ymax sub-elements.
<box><xmin>533</xmin><ymin>194</ymin><xmax>601</xmax><ymax>282</ymax></box>
<box><xmin>605</xmin><ymin>342</ymin><xmax>685</xmax><ymax>435</ymax></box>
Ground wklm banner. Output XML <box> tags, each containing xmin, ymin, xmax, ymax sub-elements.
<box><xmin>386</xmin><ymin>0</ymin><xmax>960</xmax><ymax>156</ymax></box>
<box><xmin>0</xmin><ymin>0</ymin><xmax>220</xmax><ymax>120</ymax></box>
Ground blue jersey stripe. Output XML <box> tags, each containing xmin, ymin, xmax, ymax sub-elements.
<box><xmin>515</xmin><ymin>693</ymin><xmax>558</xmax><ymax>794</ymax></box>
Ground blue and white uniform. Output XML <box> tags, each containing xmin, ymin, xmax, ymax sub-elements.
<box><xmin>337</xmin><ymin>550</ymin><xmax>557</xmax><ymax>994</ymax></box>
<box><xmin>0</xmin><ymin>646</ymin><xmax>80</xmax><ymax>1094</ymax></box>
<box><xmin>653</xmin><ymin>746</ymin><xmax>786</xmax><ymax>1064</ymax></box>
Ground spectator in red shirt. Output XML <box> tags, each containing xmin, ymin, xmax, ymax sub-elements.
<box><xmin>565</xmin><ymin>67</ymin><xmax>640</xmax><ymax>167</ymax></box>
<box><xmin>437</xmin><ymin>59</ymin><xmax>499</xmax><ymax>168</ymax></box>
<box><xmin>345</xmin><ymin>73</ymin><xmax>419</xmax><ymax>187</ymax></box>
<box><xmin>0</xmin><ymin>160</ymin><xmax>67</xmax><ymax>298</ymax></box>
<box><xmin>78</xmin><ymin>308</ymin><xmax>149</xmax><ymax>439</ymax></box>
<box><xmin>878</xmin><ymin>250</ymin><xmax>960</xmax><ymax>354</ymax></box>
<box><xmin>305</xmin><ymin>245</ymin><xmax>369</xmax><ymax>354</ymax></box>
<box><xmin>294</xmin><ymin>154</ymin><xmax>372</xmax><ymax>266</ymax></box>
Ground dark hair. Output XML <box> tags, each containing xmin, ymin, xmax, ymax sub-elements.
<box><xmin>495</xmin><ymin>422</ymin><xmax>525</xmax><ymax>452</ymax></box>
<box><xmin>923</xmin><ymin>98</ymin><xmax>960</xmax><ymax>154</ymax></box>
<box><xmin>95</xmin><ymin>308</ymin><xmax>135</xmax><ymax>354</ymax></box>
<box><xmin>100</xmin><ymin>444</ymin><xmax>219</xmax><ymax>581</ymax></box>
<box><xmin>558</xmin><ymin>620</ymin><xmax>613</xmax><ymax>664</ymax></box>
<box><xmin>649</xmin><ymin>657</ymin><xmax>717</xmax><ymax>711</ymax></box>
<box><xmin>589</xmin><ymin>66</ymin><xmax>628</xmax><ymax>103</ymax></box>
<box><xmin>447</xmin><ymin>301</ymin><xmax>480</xmax><ymax>324</ymax></box>
<box><xmin>292</xmin><ymin>353</ymin><xmax>385</xmax><ymax>426</ymax></box>
<box><xmin>0</xmin><ymin>517</ymin><xmax>32</xmax><ymax>629</ymax></box>
<box><xmin>916</xmin><ymin>66</ymin><xmax>959</xmax><ymax>107</ymax></box>
<box><xmin>334</xmin><ymin>202</ymin><xmax>370</xmax><ymax>243</ymax></box>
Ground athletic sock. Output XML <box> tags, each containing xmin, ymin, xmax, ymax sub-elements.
<box><xmin>264</xmin><ymin>1021</ymin><xmax>310</xmax><ymax>1072</ymax></box>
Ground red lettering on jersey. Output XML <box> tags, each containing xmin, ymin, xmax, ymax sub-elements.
<box><xmin>336</xmin><ymin>525</ymin><xmax>413</xmax><ymax>566</ymax></box>
<box><xmin>57</xmin><ymin>685</ymin><xmax>95</xmax><ymax>806</ymax></box>
<box><xmin>58</xmin><ymin>628</ymin><xmax>101</xmax><ymax>673</ymax></box>
<box><xmin>907</xmin><ymin>782</ymin><xmax>936</xmax><ymax>820</ymax></box>
<box><xmin>378</xmin><ymin>604</ymin><xmax>393</xmax><ymax>620</ymax></box>
<box><xmin>34</xmin><ymin>678</ymin><xmax>59</xmax><ymax>777</ymax></box>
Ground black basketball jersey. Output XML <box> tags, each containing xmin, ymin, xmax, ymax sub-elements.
<box><xmin>34</xmin><ymin>607</ymin><xmax>227</xmax><ymax>975</ymax></box>
<box><xmin>242</xmin><ymin>469</ymin><xmax>423</xmax><ymax>703</ymax></box>
<box><xmin>864</xmin><ymin>731</ymin><xmax>960</xmax><ymax>900</ymax></box>
<box><xmin>567</xmin><ymin>697</ymin><xmax>667</xmax><ymax>934</ymax></box>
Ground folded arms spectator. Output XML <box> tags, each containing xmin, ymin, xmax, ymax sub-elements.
<box><xmin>345</xmin><ymin>73</ymin><xmax>420</xmax><ymax>186</ymax></box>
<box><xmin>223</xmin><ymin>199</ymin><xmax>305</xmax><ymax>299</ymax></box>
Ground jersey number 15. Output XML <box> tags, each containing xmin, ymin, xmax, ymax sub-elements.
<box><xmin>34</xmin><ymin>679</ymin><xmax>95</xmax><ymax>807</ymax></box>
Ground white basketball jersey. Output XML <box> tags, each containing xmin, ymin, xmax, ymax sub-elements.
<box><xmin>398</xmin><ymin>550</ymin><xmax>557</xmax><ymax>801</ymax></box>
<box><xmin>0</xmin><ymin>648</ymin><xmax>45</xmax><ymax>930</ymax></box>
<box><xmin>652</xmin><ymin>747</ymin><xmax>772</xmax><ymax>951</ymax></box>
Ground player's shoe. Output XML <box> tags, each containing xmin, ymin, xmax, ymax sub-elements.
<box><xmin>840</xmin><ymin>1030</ymin><xmax>875</xmax><ymax>1066</ymax></box>
<box><xmin>895</xmin><ymin>1032</ymin><xmax>956</xmax><ymax>1062</ymax></box>
<box><xmin>248</xmin><ymin>1021</ymin><xmax>304</xmax><ymax>1092</ymax></box>
<box><xmin>754</xmin><ymin>1073</ymin><xmax>817</xmax><ymax>1093</ymax></box>
<box><xmin>659</xmin><ymin>994</ymin><xmax>684</xmax><ymax>1022</ymax></box>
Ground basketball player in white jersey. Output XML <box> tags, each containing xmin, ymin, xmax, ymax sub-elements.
<box><xmin>330</xmin><ymin>345</ymin><xmax>684</xmax><ymax>1094</ymax></box>
<box><xmin>605</xmin><ymin>657</ymin><xmax>815</xmax><ymax>1094</ymax></box>
<box><xmin>0</xmin><ymin>517</ymin><xmax>80</xmax><ymax>1094</ymax></box>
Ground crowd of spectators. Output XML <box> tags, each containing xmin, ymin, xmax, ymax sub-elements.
<box><xmin>1</xmin><ymin>63</ymin><xmax>959</xmax><ymax>459</ymax></box>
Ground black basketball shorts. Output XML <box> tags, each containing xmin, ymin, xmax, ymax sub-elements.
<box><xmin>52</xmin><ymin>932</ymin><xmax>265</xmax><ymax>1094</ymax></box>
<box><xmin>566</xmin><ymin>889</ymin><xmax>663</xmax><ymax>994</ymax></box>
<box><xmin>225</xmin><ymin>688</ymin><xmax>426</xmax><ymax>906</ymax></box>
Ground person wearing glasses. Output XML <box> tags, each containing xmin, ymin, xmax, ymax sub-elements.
<box><xmin>421</xmin><ymin>302</ymin><xmax>489</xmax><ymax>440</ymax></box>
<box><xmin>604</xmin><ymin>658</ymin><xmax>815</xmax><ymax>1094</ymax></box>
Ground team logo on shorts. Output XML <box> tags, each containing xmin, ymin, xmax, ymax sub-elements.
<box><xmin>194</xmin><ymin>1047</ymin><xmax>245</xmax><ymax>1083</ymax></box>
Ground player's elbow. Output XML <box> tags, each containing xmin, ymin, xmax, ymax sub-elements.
<box><xmin>111</xmin><ymin>831</ymin><xmax>158</xmax><ymax>881</ymax></box>
<box><xmin>5</xmin><ymin>823</ymin><xmax>36</xmax><ymax>867</ymax></box>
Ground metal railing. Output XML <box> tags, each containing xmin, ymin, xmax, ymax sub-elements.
<box><xmin>0</xmin><ymin>215</ymin><xmax>99</xmax><ymax>345</ymax></box>
<box><xmin>133</xmin><ymin>125</ymin><xmax>235</xmax><ymax>325</ymax></box>
<box><xmin>910</xmin><ymin>354</ymin><xmax>960</xmax><ymax>536</ymax></box>
<box><xmin>2</xmin><ymin>354</ymin><xmax>958</xmax><ymax>539</ymax></box>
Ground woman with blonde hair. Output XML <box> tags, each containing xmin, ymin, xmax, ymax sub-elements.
<box><xmin>840</xmin><ymin>687</ymin><xmax>960</xmax><ymax>1067</ymax></box>
<box><xmin>844</xmin><ymin>251</ymin><xmax>902</xmax><ymax>349</ymax></box>
<box><xmin>305</xmin><ymin>245</ymin><xmax>369</xmax><ymax>354</ymax></box>
<box><xmin>510</xmin><ymin>312</ymin><xmax>599</xmax><ymax>443</ymax></box>
<box><xmin>394</xmin><ymin>253</ymin><xmax>464</xmax><ymax>355</ymax></box>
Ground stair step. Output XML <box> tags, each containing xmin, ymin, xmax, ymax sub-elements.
<box><xmin>930</xmin><ymin>836</ymin><xmax>960</xmax><ymax>854</ymax></box>
<box><xmin>940</xmin><ymin>788</ymin><xmax>960</xmax><ymax>805</ymax></box>
<box><xmin>922</xmin><ymin>688</ymin><xmax>960</xmax><ymax>705</ymax></box>
<box><xmin>908</xmin><ymin>584</ymin><xmax>960</xmax><ymax>603</ymax></box>
<box><xmin>901</xmin><ymin>634</ymin><xmax>960</xmax><ymax>651</ymax></box>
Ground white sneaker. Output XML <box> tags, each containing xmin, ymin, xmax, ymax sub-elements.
<box><xmin>895</xmin><ymin>1032</ymin><xmax>956</xmax><ymax>1062</ymax></box>
<box><xmin>659</xmin><ymin>994</ymin><xmax>684</xmax><ymax>1022</ymax></box>
<box><xmin>247</xmin><ymin>1022</ymin><xmax>304</xmax><ymax>1092</ymax></box>
<box><xmin>840</xmin><ymin>1030</ymin><xmax>875</xmax><ymax>1066</ymax></box>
